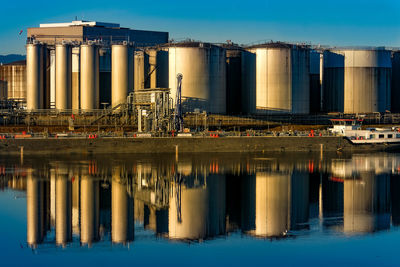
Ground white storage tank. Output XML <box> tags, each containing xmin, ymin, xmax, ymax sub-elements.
<box><xmin>26</xmin><ymin>43</ymin><xmax>44</xmax><ymax>110</ymax></box>
<box><xmin>168</xmin><ymin>42</ymin><xmax>226</xmax><ymax>114</ymax></box>
<box><xmin>247</xmin><ymin>43</ymin><xmax>310</xmax><ymax>114</ymax></box>
<box><xmin>337</xmin><ymin>48</ymin><xmax>392</xmax><ymax>113</ymax></box>
<box><xmin>55</xmin><ymin>44</ymin><xmax>72</xmax><ymax>110</ymax></box>
<box><xmin>80</xmin><ymin>44</ymin><xmax>99</xmax><ymax>110</ymax></box>
<box><xmin>111</xmin><ymin>44</ymin><xmax>134</xmax><ymax>107</ymax></box>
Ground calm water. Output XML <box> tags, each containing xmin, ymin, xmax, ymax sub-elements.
<box><xmin>1</xmin><ymin>152</ymin><xmax>400</xmax><ymax>266</ymax></box>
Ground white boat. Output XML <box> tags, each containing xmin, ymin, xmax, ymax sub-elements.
<box><xmin>329</xmin><ymin>119</ymin><xmax>400</xmax><ymax>144</ymax></box>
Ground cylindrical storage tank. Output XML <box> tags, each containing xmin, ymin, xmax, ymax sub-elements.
<box><xmin>99</xmin><ymin>47</ymin><xmax>111</xmax><ymax>107</ymax></box>
<box><xmin>55</xmin><ymin>169</ymin><xmax>72</xmax><ymax>246</ymax></box>
<box><xmin>391</xmin><ymin>52</ymin><xmax>400</xmax><ymax>112</ymax></box>
<box><xmin>148</xmin><ymin>48</ymin><xmax>169</xmax><ymax>88</ymax></box>
<box><xmin>72</xmin><ymin>47</ymin><xmax>80</xmax><ymax>111</ymax></box>
<box><xmin>339</xmin><ymin>49</ymin><xmax>392</xmax><ymax>113</ymax></box>
<box><xmin>27</xmin><ymin>170</ymin><xmax>44</xmax><ymax>248</ymax></box>
<box><xmin>247</xmin><ymin>43</ymin><xmax>310</xmax><ymax>114</ymax></box>
<box><xmin>44</xmin><ymin>46</ymin><xmax>51</xmax><ymax>109</ymax></box>
<box><xmin>168</xmin><ymin>43</ymin><xmax>226</xmax><ymax>114</ymax></box>
<box><xmin>322</xmin><ymin>51</ymin><xmax>345</xmax><ymax>112</ymax></box>
<box><xmin>111</xmin><ymin>168</ymin><xmax>134</xmax><ymax>244</ymax></box>
<box><xmin>80</xmin><ymin>175</ymin><xmax>100</xmax><ymax>245</ymax></box>
<box><xmin>241</xmin><ymin>51</ymin><xmax>256</xmax><ymax>114</ymax></box>
<box><xmin>80</xmin><ymin>44</ymin><xmax>99</xmax><ymax>110</ymax></box>
<box><xmin>309</xmin><ymin>51</ymin><xmax>321</xmax><ymax>113</ymax></box>
<box><xmin>226</xmin><ymin>49</ymin><xmax>242</xmax><ymax>114</ymax></box>
<box><xmin>253</xmin><ymin>172</ymin><xmax>289</xmax><ymax>237</ymax></box>
<box><xmin>26</xmin><ymin>43</ymin><xmax>43</xmax><ymax>110</ymax></box>
<box><xmin>111</xmin><ymin>44</ymin><xmax>133</xmax><ymax>107</ymax></box>
<box><xmin>343</xmin><ymin>174</ymin><xmax>390</xmax><ymax>234</ymax></box>
<box><xmin>134</xmin><ymin>50</ymin><xmax>149</xmax><ymax>90</ymax></box>
<box><xmin>55</xmin><ymin>44</ymin><xmax>72</xmax><ymax>110</ymax></box>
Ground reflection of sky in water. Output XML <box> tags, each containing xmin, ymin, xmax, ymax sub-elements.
<box><xmin>1</xmin><ymin>153</ymin><xmax>400</xmax><ymax>266</ymax></box>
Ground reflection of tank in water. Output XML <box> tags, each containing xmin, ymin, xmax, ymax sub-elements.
<box><xmin>343</xmin><ymin>173</ymin><xmax>390</xmax><ymax>234</ymax></box>
<box><xmin>246</xmin><ymin>171</ymin><xmax>309</xmax><ymax>238</ymax></box>
<box><xmin>55</xmin><ymin>167</ymin><xmax>72</xmax><ymax>246</ymax></box>
<box><xmin>168</xmin><ymin>174</ymin><xmax>226</xmax><ymax>240</ymax></box>
<box><xmin>80</xmin><ymin>175</ymin><xmax>100</xmax><ymax>246</ymax></box>
<box><xmin>27</xmin><ymin>170</ymin><xmax>45</xmax><ymax>248</ymax></box>
<box><xmin>111</xmin><ymin>166</ymin><xmax>134</xmax><ymax>244</ymax></box>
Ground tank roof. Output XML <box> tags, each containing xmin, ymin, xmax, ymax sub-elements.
<box><xmin>246</xmin><ymin>42</ymin><xmax>310</xmax><ymax>49</ymax></box>
<box><xmin>159</xmin><ymin>42</ymin><xmax>221</xmax><ymax>49</ymax></box>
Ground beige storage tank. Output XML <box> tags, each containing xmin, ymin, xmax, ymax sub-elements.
<box><xmin>134</xmin><ymin>50</ymin><xmax>149</xmax><ymax>90</ymax></box>
<box><xmin>337</xmin><ymin>49</ymin><xmax>392</xmax><ymax>113</ymax></box>
<box><xmin>80</xmin><ymin>175</ymin><xmax>100</xmax><ymax>245</ymax></box>
<box><xmin>168</xmin><ymin>42</ymin><xmax>226</xmax><ymax>114</ymax></box>
<box><xmin>343</xmin><ymin>174</ymin><xmax>390</xmax><ymax>234</ymax></box>
<box><xmin>72</xmin><ymin>47</ymin><xmax>80</xmax><ymax>110</ymax></box>
<box><xmin>26</xmin><ymin>43</ymin><xmax>44</xmax><ymax>110</ymax></box>
<box><xmin>391</xmin><ymin>51</ymin><xmax>400</xmax><ymax>112</ymax></box>
<box><xmin>80</xmin><ymin>44</ymin><xmax>99</xmax><ymax>110</ymax></box>
<box><xmin>55</xmin><ymin>169</ymin><xmax>72</xmax><ymax>246</ymax></box>
<box><xmin>99</xmin><ymin>47</ymin><xmax>111</xmax><ymax>107</ymax></box>
<box><xmin>55</xmin><ymin>44</ymin><xmax>72</xmax><ymax>110</ymax></box>
<box><xmin>247</xmin><ymin>43</ymin><xmax>310</xmax><ymax>114</ymax></box>
<box><xmin>111</xmin><ymin>44</ymin><xmax>133</xmax><ymax>107</ymax></box>
<box><xmin>0</xmin><ymin>61</ymin><xmax>26</xmax><ymax>100</ymax></box>
<box><xmin>322</xmin><ymin>50</ymin><xmax>345</xmax><ymax>112</ymax></box>
<box><xmin>111</xmin><ymin>168</ymin><xmax>134</xmax><ymax>244</ymax></box>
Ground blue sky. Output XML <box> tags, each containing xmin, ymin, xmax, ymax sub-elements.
<box><xmin>1</xmin><ymin>0</ymin><xmax>399</xmax><ymax>54</ymax></box>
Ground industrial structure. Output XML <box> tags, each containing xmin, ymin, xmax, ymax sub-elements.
<box><xmin>25</xmin><ymin>20</ymin><xmax>168</xmax><ymax>111</ymax></box>
<box><xmin>2</xmin><ymin>19</ymin><xmax>400</xmax><ymax>135</ymax></box>
<box><xmin>0</xmin><ymin>60</ymin><xmax>26</xmax><ymax>100</ymax></box>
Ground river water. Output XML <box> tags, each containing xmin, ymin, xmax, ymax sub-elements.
<box><xmin>0</xmin><ymin>152</ymin><xmax>399</xmax><ymax>266</ymax></box>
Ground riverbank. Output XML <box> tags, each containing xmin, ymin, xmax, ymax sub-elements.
<box><xmin>0</xmin><ymin>136</ymin><xmax>399</xmax><ymax>155</ymax></box>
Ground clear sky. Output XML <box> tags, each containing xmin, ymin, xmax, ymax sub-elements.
<box><xmin>1</xmin><ymin>0</ymin><xmax>399</xmax><ymax>54</ymax></box>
